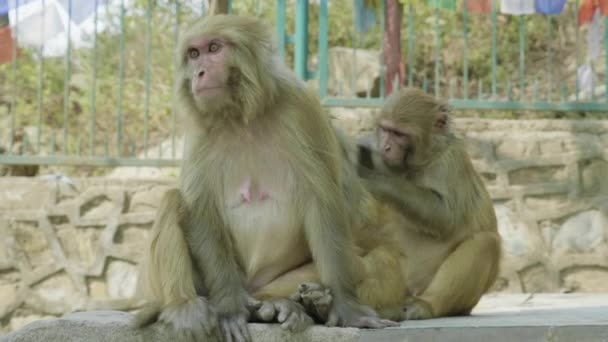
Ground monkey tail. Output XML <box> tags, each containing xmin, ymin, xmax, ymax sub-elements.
<box><xmin>133</xmin><ymin>302</ymin><xmax>162</xmax><ymax>328</ymax></box>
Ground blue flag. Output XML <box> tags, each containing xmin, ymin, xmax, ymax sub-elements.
<box><xmin>535</xmin><ymin>0</ymin><xmax>566</xmax><ymax>14</ymax></box>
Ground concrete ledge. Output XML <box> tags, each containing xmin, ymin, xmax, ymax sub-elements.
<box><xmin>4</xmin><ymin>294</ymin><xmax>608</xmax><ymax>342</ymax></box>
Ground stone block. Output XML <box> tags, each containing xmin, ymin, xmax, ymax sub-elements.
<box><xmin>509</xmin><ymin>166</ymin><xmax>568</xmax><ymax>185</ymax></box>
<box><xmin>580</xmin><ymin>159</ymin><xmax>608</xmax><ymax>196</ymax></box>
<box><xmin>561</xmin><ymin>267</ymin><xmax>608</xmax><ymax>293</ymax></box>
<box><xmin>128</xmin><ymin>186</ymin><xmax>172</xmax><ymax>212</ymax></box>
<box><xmin>105</xmin><ymin>260</ymin><xmax>137</xmax><ymax>300</ymax></box>
<box><xmin>552</xmin><ymin>210</ymin><xmax>608</xmax><ymax>254</ymax></box>
<box><xmin>494</xmin><ymin>139</ymin><xmax>540</xmax><ymax>160</ymax></box>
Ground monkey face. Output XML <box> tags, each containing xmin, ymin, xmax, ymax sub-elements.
<box><xmin>377</xmin><ymin>119</ymin><xmax>411</xmax><ymax>169</ymax></box>
<box><xmin>183</xmin><ymin>36</ymin><xmax>232</xmax><ymax>107</ymax></box>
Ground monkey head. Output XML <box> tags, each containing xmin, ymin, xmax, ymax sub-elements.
<box><xmin>371</xmin><ymin>88</ymin><xmax>450</xmax><ymax>171</ymax></box>
<box><xmin>176</xmin><ymin>15</ymin><xmax>280</xmax><ymax>125</ymax></box>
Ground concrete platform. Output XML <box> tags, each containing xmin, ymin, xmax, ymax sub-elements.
<box><xmin>362</xmin><ymin>293</ymin><xmax>608</xmax><ymax>342</ymax></box>
<box><xmin>4</xmin><ymin>294</ymin><xmax>608</xmax><ymax>342</ymax></box>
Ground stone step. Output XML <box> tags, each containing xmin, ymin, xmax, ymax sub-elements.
<box><xmin>4</xmin><ymin>294</ymin><xmax>608</xmax><ymax>342</ymax></box>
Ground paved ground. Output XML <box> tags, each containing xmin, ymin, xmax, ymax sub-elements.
<box><xmin>361</xmin><ymin>293</ymin><xmax>608</xmax><ymax>341</ymax></box>
<box><xmin>4</xmin><ymin>294</ymin><xmax>608</xmax><ymax>342</ymax></box>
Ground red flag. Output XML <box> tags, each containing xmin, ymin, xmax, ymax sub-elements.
<box><xmin>579</xmin><ymin>0</ymin><xmax>608</xmax><ymax>26</ymax></box>
<box><xmin>0</xmin><ymin>27</ymin><xmax>20</xmax><ymax>65</ymax></box>
<box><xmin>466</xmin><ymin>0</ymin><xmax>492</xmax><ymax>13</ymax></box>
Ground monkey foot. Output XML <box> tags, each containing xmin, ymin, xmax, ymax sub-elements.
<box><xmin>403</xmin><ymin>297</ymin><xmax>434</xmax><ymax>320</ymax></box>
<box><xmin>290</xmin><ymin>282</ymin><xmax>333</xmax><ymax>323</ymax></box>
<box><xmin>253</xmin><ymin>298</ymin><xmax>313</xmax><ymax>332</ymax></box>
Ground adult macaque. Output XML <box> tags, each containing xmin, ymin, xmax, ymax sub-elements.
<box><xmin>135</xmin><ymin>14</ymin><xmax>395</xmax><ymax>342</ymax></box>
<box><xmin>355</xmin><ymin>87</ymin><xmax>502</xmax><ymax>319</ymax></box>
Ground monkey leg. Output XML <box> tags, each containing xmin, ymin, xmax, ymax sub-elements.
<box><xmin>134</xmin><ymin>189</ymin><xmax>220</xmax><ymax>340</ymax></box>
<box><xmin>288</xmin><ymin>247</ymin><xmax>408</xmax><ymax>322</ymax></box>
<box><xmin>353</xmin><ymin>246</ymin><xmax>408</xmax><ymax>321</ymax></box>
<box><xmin>405</xmin><ymin>232</ymin><xmax>501</xmax><ymax>320</ymax></box>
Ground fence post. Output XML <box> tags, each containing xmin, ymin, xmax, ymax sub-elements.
<box><xmin>294</xmin><ymin>0</ymin><xmax>309</xmax><ymax>80</ymax></box>
<box><xmin>318</xmin><ymin>0</ymin><xmax>328</xmax><ymax>98</ymax></box>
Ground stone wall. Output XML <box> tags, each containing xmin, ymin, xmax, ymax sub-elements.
<box><xmin>0</xmin><ymin>178</ymin><xmax>173</xmax><ymax>334</ymax></box>
<box><xmin>1</xmin><ymin>116</ymin><xmax>608</xmax><ymax>334</ymax></box>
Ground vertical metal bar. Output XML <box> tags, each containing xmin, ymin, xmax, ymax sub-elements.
<box><xmin>63</xmin><ymin>0</ymin><xmax>72</xmax><ymax>154</ymax></box>
<box><xmin>351</xmin><ymin>30</ymin><xmax>358</xmax><ymax>97</ymax></box>
<box><xmin>36</xmin><ymin>0</ymin><xmax>46</xmax><ymax>154</ymax></box>
<box><xmin>463</xmin><ymin>0</ymin><xmax>469</xmax><ymax>99</ymax></box>
<box><xmin>144</xmin><ymin>0</ymin><xmax>152</xmax><ymax>158</ymax></box>
<box><xmin>172</xmin><ymin>0</ymin><xmax>181</xmax><ymax>158</ymax></box>
<box><xmin>276</xmin><ymin>0</ymin><xmax>286</xmax><ymax>59</ymax></box>
<box><xmin>605</xmin><ymin>16</ymin><xmax>608</xmax><ymax>101</ymax></box>
<box><xmin>575</xmin><ymin>0</ymin><xmax>580</xmax><ymax>101</ymax></box>
<box><xmin>518</xmin><ymin>15</ymin><xmax>525</xmax><ymax>99</ymax></box>
<box><xmin>9</xmin><ymin>0</ymin><xmax>19</xmax><ymax>153</ymax></box>
<box><xmin>90</xmin><ymin>0</ymin><xmax>98</xmax><ymax>156</ymax></box>
<box><xmin>116</xmin><ymin>0</ymin><xmax>126</xmax><ymax>156</ymax></box>
<box><xmin>379</xmin><ymin>0</ymin><xmax>386</xmax><ymax>98</ymax></box>
<box><xmin>407</xmin><ymin>3</ymin><xmax>414</xmax><ymax>87</ymax></box>
<box><xmin>490</xmin><ymin>0</ymin><xmax>497</xmax><ymax>96</ymax></box>
<box><xmin>318</xmin><ymin>0</ymin><xmax>329</xmax><ymax>98</ymax></box>
<box><xmin>547</xmin><ymin>15</ymin><xmax>553</xmax><ymax>102</ymax></box>
<box><xmin>227</xmin><ymin>0</ymin><xmax>232</xmax><ymax>14</ymax></box>
<box><xmin>294</xmin><ymin>0</ymin><xmax>309</xmax><ymax>80</ymax></box>
<box><xmin>256</xmin><ymin>0</ymin><xmax>261</xmax><ymax>16</ymax></box>
<box><xmin>433</xmin><ymin>7</ymin><xmax>440</xmax><ymax>97</ymax></box>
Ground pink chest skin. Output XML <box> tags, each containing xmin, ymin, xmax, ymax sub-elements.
<box><xmin>238</xmin><ymin>178</ymin><xmax>270</xmax><ymax>204</ymax></box>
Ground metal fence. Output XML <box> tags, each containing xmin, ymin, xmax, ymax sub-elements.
<box><xmin>0</xmin><ymin>0</ymin><xmax>607</xmax><ymax>168</ymax></box>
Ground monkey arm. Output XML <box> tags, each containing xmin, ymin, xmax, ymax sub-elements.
<box><xmin>181</xmin><ymin>194</ymin><xmax>250</xmax><ymax>314</ymax></box>
<box><xmin>363</xmin><ymin>175</ymin><xmax>454</xmax><ymax>238</ymax></box>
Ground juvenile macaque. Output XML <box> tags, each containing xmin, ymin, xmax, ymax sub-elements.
<box><xmin>135</xmin><ymin>14</ymin><xmax>395</xmax><ymax>342</ymax></box>
<box><xmin>355</xmin><ymin>88</ymin><xmax>502</xmax><ymax>319</ymax></box>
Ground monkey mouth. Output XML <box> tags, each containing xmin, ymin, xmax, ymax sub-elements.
<box><xmin>195</xmin><ymin>86</ymin><xmax>224</xmax><ymax>95</ymax></box>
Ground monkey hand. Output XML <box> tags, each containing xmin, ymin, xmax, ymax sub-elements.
<box><xmin>158</xmin><ymin>297</ymin><xmax>218</xmax><ymax>340</ymax></box>
<box><xmin>253</xmin><ymin>298</ymin><xmax>314</xmax><ymax>332</ymax></box>
<box><xmin>214</xmin><ymin>294</ymin><xmax>254</xmax><ymax>342</ymax></box>
<box><xmin>326</xmin><ymin>297</ymin><xmax>399</xmax><ymax>329</ymax></box>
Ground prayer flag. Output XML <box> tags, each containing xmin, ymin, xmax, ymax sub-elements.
<box><xmin>534</xmin><ymin>0</ymin><xmax>566</xmax><ymax>14</ymax></box>
<box><xmin>466</xmin><ymin>0</ymin><xmax>492</xmax><ymax>14</ymax></box>
<box><xmin>500</xmin><ymin>0</ymin><xmax>535</xmax><ymax>15</ymax></box>
<box><xmin>578</xmin><ymin>0</ymin><xmax>608</xmax><ymax>27</ymax></box>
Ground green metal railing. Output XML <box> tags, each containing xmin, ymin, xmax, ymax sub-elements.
<box><xmin>0</xmin><ymin>0</ymin><xmax>606</xmax><ymax>168</ymax></box>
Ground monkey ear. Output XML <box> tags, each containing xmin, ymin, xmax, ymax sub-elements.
<box><xmin>434</xmin><ymin>105</ymin><xmax>450</xmax><ymax>133</ymax></box>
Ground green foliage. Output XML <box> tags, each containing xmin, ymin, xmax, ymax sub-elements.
<box><xmin>0</xmin><ymin>0</ymin><xmax>598</xmax><ymax>161</ymax></box>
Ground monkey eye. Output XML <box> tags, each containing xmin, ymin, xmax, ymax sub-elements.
<box><xmin>393</xmin><ymin>131</ymin><xmax>406</xmax><ymax>138</ymax></box>
<box><xmin>187</xmin><ymin>48</ymin><xmax>199</xmax><ymax>59</ymax></box>
<box><xmin>208</xmin><ymin>41</ymin><xmax>221</xmax><ymax>53</ymax></box>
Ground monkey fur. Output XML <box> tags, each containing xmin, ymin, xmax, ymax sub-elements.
<box><xmin>134</xmin><ymin>14</ymin><xmax>398</xmax><ymax>342</ymax></box>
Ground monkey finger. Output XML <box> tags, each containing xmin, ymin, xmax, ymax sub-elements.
<box><xmin>228</xmin><ymin>319</ymin><xmax>248</xmax><ymax>342</ymax></box>
<box><xmin>276</xmin><ymin>303</ymin><xmax>290</xmax><ymax>323</ymax></box>
<box><xmin>220</xmin><ymin>320</ymin><xmax>234</xmax><ymax>342</ymax></box>
<box><xmin>357</xmin><ymin>317</ymin><xmax>399</xmax><ymax>329</ymax></box>
<box><xmin>237</xmin><ymin>316</ymin><xmax>251</xmax><ymax>342</ymax></box>
<box><xmin>280</xmin><ymin>312</ymin><xmax>299</xmax><ymax>331</ymax></box>
<box><xmin>255</xmin><ymin>301</ymin><xmax>276</xmax><ymax>322</ymax></box>
<box><xmin>325</xmin><ymin>312</ymin><xmax>339</xmax><ymax>327</ymax></box>
<box><xmin>246</xmin><ymin>296</ymin><xmax>262</xmax><ymax>311</ymax></box>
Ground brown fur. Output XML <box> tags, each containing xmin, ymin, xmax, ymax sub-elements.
<box><xmin>358</xmin><ymin>87</ymin><xmax>502</xmax><ymax>319</ymax></box>
<box><xmin>134</xmin><ymin>14</ymin><xmax>396</xmax><ymax>342</ymax></box>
